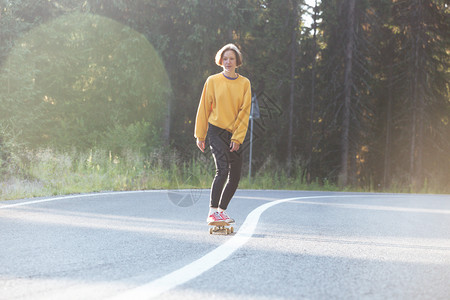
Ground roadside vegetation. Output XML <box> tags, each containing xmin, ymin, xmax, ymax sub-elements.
<box><xmin>1</xmin><ymin>147</ymin><xmax>443</xmax><ymax>201</ymax></box>
<box><xmin>0</xmin><ymin>148</ymin><xmax>321</xmax><ymax>201</ymax></box>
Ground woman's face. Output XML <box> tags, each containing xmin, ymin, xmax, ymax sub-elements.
<box><xmin>222</xmin><ymin>50</ymin><xmax>237</xmax><ymax>72</ymax></box>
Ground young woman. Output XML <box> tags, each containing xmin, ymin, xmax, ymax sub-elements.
<box><xmin>194</xmin><ymin>43</ymin><xmax>251</xmax><ymax>224</ymax></box>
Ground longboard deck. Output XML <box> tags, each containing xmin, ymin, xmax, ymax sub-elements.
<box><xmin>208</xmin><ymin>221</ymin><xmax>234</xmax><ymax>235</ymax></box>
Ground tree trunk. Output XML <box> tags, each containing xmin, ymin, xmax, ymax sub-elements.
<box><xmin>163</xmin><ymin>93</ymin><xmax>171</xmax><ymax>144</ymax></box>
<box><xmin>307</xmin><ymin>0</ymin><xmax>318</xmax><ymax>183</ymax></box>
<box><xmin>383</xmin><ymin>64</ymin><xmax>393</xmax><ymax>189</ymax></box>
<box><xmin>409</xmin><ymin>0</ymin><xmax>424</xmax><ymax>189</ymax></box>
<box><xmin>287</xmin><ymin>0</ymin><xmax>297</xmax><ymax>177</ymax></box>
<box><xmin>338</xmin><ymin>0</ymin><xmax>355</xmax><ymax>187</ymax></box>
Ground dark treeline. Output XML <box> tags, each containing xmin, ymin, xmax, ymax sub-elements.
<box><xmin>0</xmin><ymin>0</ymin><xmax>448</xmax><ymax>192</ymax></box>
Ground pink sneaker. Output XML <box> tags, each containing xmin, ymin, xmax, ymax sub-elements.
<box><xmin>207</xmin><ymin>211</ymin><xmax>224</xmax><ymax>224</ymax></box>
<box><xmin>219</xmin><ymin>211</ymin><xmax>235</xmax><ymax>224</ymax></box>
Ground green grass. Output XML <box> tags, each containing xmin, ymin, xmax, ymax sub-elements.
<box><xmin>0</xmin><ymin>148</ymin><xmax>324</xmax><ymax>201</ymax></box>
<box><xmin>0</xmin><ymin>148</ymin><xmax>446</xmax><ymax>201</ymax></box>
<box><xmin>0</xmin><ymin>148</ymin><xmax>213</xmax><ymax>201</ymax></box>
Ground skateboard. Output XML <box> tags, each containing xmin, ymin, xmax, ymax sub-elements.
<box><xmin>208</xmin><ymin>221</ymin><xmax>234</xmax><ymax>235</ymax></box>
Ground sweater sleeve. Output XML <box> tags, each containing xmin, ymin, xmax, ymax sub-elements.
<box><xmin>194</xmin><ymin>78</ymin><xmax>212</xmax><ymax>141</ymax></box>
<box><xmin>231</xmin><ymin>80</ymin><xmax>252</xmax><ymax>144</ymax></box>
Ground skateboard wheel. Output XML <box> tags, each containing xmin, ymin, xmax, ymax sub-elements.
<box><xmin>209</xmin><ymin>228</ymin><xmax>213</xmax><ymax>234</ymax></box>
<box><xmin>230</xmin><ymin>227</ymin><xmax>234</xmax><ymax>233</ymax></box>
<box><xmin>226</xmin><ymin>228</ymin><xmax>230</xmax><ymax>235</ymax></box>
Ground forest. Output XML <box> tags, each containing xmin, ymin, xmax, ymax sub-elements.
<box><xmin>0</xmin><ymin>0</ymin><xmax>449</xmax><ymax>196</ymax></box>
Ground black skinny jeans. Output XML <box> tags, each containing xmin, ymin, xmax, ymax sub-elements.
<box><xmin>207</xmin><ymin>123</ymin><xmax>242</xmax><ymax>210</ymax></box>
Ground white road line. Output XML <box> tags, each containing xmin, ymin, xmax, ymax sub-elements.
<box><xmin>0</xmin><ymin>190</ymin><xmax>167</xmax><ymax>209</ymax></box>
<box><xmin>110</xmin><ymin>195</ymin><xmax>339</xmax><ymax>300</ymax></box>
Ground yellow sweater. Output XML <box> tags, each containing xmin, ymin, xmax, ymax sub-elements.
<box><xmin>195</xmin><ymin>73</ymin><xmax>252</xmax><ymax>144</ymax></box>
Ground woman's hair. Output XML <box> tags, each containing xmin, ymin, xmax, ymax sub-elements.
<box><xmin>215</xmin><ymin>43</ymin><xmax>243</xmax><ymax>67</ymax></box>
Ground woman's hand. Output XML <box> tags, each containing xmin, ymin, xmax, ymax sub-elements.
<box><xmin>196</xmin><ymin>139</ymin><xmax>206</xmax><ymax>152</ymax></box>
<box><xmin>230</xmin><ymin>141</ymin><xmax>240</xmax><ymax>152</ymax></box>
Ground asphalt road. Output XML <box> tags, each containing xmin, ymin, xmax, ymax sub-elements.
<box><xmin>1</xmin><ymin>190</ymin><xmax>449</xmax><ymax>299</ymax></box>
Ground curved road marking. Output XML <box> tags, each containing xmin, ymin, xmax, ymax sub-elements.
<box><xmin>0</xmin><ymin>190</ymin><xmax>167</xmax><ymax>209</ymax></box>
<box><xmin>110</xmin><ymin>195</ymin><xmax>340</xmax><ymax>300</ymax></box>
